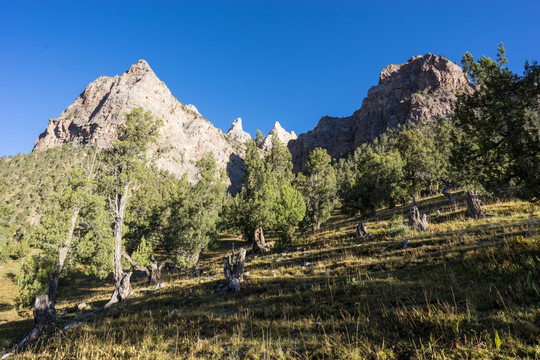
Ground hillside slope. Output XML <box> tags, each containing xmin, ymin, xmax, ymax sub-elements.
<box><xmin>1</xmin><ymin>194</ymin><xmax>538</xmax><ymax>359</ymax></box>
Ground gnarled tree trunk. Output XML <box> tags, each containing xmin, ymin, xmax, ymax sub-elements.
<box><xmin>252</xmin><ymin>227</ymin><xmax>269</xmax><ymax>253</ymax></box>
<box><xmin>122</xmin><ymin>251</ymin><xmax>167</xmax><ymax>288</ymax></box>
<box><xmin>104</xmin><ymin>272</ymin><xmax>132</xmax><ymax>308</ymax></box>
<box><xmin>355</xmin><ymin>222</ymin><xmax>371</xmax><ymax>239</ymax></box>
<box><xmin>17</xmin><ymin>294</ymin><xmax>55</xmax><ymax>349</ymax></box>
<box><xmin>224</xmin><ymin>247</ymin><xmax>246</xmax><ymax>291</ymax></box>
<box><xmin>105</xmin><ymin>182</ymin><xmax>130</xmax><ymax>308</ymax></box>
<box><xmin>48</xmin><ymin>207</ymin><xmax>80</xmax><ymax>315</ymax></box>
<box><xmin>409</xmin><ymin>196</ymin><xmax>429</xmax><ymax>232</ymax></box>
<box><xmin>466</xmin><ymin>191</ymin><xmax>485</xmax><ymax>219</ymax></box>
<box><xmin>148</xmin><ymin>255</ymin><xmax>167</xmax><ymax>287</ymax></box>
<box><xmin>441</xmin><ymin>179</ymin><xmax>457</xmax><ymax>205</ymax></box>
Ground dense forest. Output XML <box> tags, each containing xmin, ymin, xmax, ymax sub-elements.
<box><xmin>0</xmin><ymin>46</ymin><xmax>539</xmax><ymax>359</ymax></box>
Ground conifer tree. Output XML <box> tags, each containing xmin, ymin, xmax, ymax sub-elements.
<box><xmin>297</xmin><ymin>148</ymin><xmax>336</xmax><ymax>230</ymax></box>
<box><xmin>453</xmin><ymin>44</ymin><xmax>540</xmax><ymax>199</ymax></box>
<box><xmin>166</xmin><ymin>153</ymin><xmax>226</xmax><ymax>267</ymax></box>
<box><xmin>101</xmin><ymin>107</ymin><xmax>162</xmax><ymax>307</ymax></box>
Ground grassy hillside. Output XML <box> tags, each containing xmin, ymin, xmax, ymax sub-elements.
<box><xmin>1</xmin><ymin>193</ymin><xmax>539</xmax><ymax>359</ymax></box>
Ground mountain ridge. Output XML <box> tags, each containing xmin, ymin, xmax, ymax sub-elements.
<box><xmin>33</xmin><ymin>54</ymin><xmax>473</xmax><ymax>181</ymax></box>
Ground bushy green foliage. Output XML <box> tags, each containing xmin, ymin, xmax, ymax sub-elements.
<box><xmin>338</xmin><ymin>145</ymin><xmax>408</xmax><ymax>216</ymax></box>
<box><xmin>337</xmin><ymin>122</ymin><xmax>455</xmax><ymax>217</ymax></box>
<box><xmin>0</xmin><ymin>145</ymin><xmax>86</xmax><ymax>253</ymax></box>
<box><xmin>165</xmin><ymin>153</ymin><xmax>227</xmax><ymax>267</ymax></box>
<box><xmin>130</xmin><ymin>237</ymin><xmax>152</xmax><ymax>267</ymax></box>
<box><xmin>453</xmin><ymin>44</ymin><xmax>540</xmax><ymax>199</ymax></box>
<box><xmin>15</xmin><ymin>254</ymin><xmax>55</xmax><ymax>309</ymax></box>
<box><xmin>297</xmin><ymin>148</ymin><xmax>337</xmax><ymax>230</ymax></box>
<box><xmin>0</xmin><ymin>205</ymin><xmax>14</xmax><ymax>262</ymax></box>
<box><xmin>33</xmin><ymin>158</ymin><xmax>112</xmax><ymax>278</ymax></box>
<box><xmin>231</xmin><ymin>135</ymin><xmax>305</xmax><ymax>244</ymax></box>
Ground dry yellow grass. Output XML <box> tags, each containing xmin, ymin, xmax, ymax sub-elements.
<box><xmin>1</xmin><ymin>193</ymin><xmax>539</xmax><ymax>359</ymax></box>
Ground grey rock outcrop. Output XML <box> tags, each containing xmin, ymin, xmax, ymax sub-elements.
<box><xmin>226</xmin><ymin>118</ymin><xmax>252</xmax><ymax>144</ymax></box>
<box><xmin>33</xmin><ymin>60</ymin><xmax>244</xmax><ymax>186</ymax></box>
<box><xmin>261</xmin><ymin>121</ymin><xmax>297</xmax><ymax>151</ymax></box>
<box><xmin>289</xmin><ymin>53</ymin><xmax>473</xmax><ymax>171</ymax></box>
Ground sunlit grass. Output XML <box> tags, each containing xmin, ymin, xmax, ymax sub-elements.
<box><xmin>1</xmin><ymin>194</ymin><xmax>539</xmax><ymax>359</ymax></box>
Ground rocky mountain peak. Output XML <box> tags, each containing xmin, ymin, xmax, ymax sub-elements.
<box><xmin>226</xmin><ymin>118</ymin><xmax>251</xmax><ymax>144</ymax></box>
<box><xmin>126</xmin><ymin>59</ymin><xmax>154</xmax><ymax>75</ymax></box>
<box><xmin>262</xmin><ymin>121</ymin><xmax>297</xmax><ymax>151</ymax></box>
<box><xmin>377</xmin><ymin>53</ymin><xmax>471</xmax><ymax>93</ymax></box>
<box><xmin>289</xmin><ymin>53</ymin><xmax>473</xmax><ymax>171</ymax></box>
<box><xmin>33</xmin><ymin>60</ymin><xmax>244</xmax><ymax>188</ymax></box>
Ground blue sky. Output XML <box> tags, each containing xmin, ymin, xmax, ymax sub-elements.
<box><xmin>1</xmin><ymin>0</ymin><xmax>539</xmax><ymax>156</ymax></box>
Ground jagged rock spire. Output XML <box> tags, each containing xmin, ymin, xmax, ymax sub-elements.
<box><xmin>227</xmin><ymin>118</ymin><xmax>251</xmax><ymax>144</ymax></box>
<box><xmin>261</xmin><ymin>121</ymin><xmax>297</xmax><ymax>151</ymax></box>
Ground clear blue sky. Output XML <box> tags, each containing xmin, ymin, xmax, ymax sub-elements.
<box><xmin>1</xmin><ymin>0</ymin><xmax>539</xmax><ymax>156</ymax></box>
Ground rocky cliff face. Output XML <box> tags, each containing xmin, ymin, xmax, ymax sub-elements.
<box><xmin>261</xmin><ymin>121</ymin><xmax>297</xmax><ymax>151</ymax></box>
<box><xmin>289</xmin><ymin>54</ymin><xmax>473</xmax><ymax>171</ymax></box>
<box><xmin>33</xmin><ymin>60</ymin><xmax>244</xmax><ymax>186</ymax></box>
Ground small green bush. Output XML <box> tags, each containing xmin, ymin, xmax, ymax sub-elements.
<box><xmin>14</xmin><ymin>253</ymin><xmax>55</xmax><ymax>310</ymax></box>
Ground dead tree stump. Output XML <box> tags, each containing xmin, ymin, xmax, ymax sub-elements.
<box><xmin>441</xmin><ymin>179</ymin><xmax>457</xmax><ymax>205</ymax></box>
<box><xmin>409</xmin><ymin>196</ymin><xmax>429</xmax><ymax>232</ymax></box>
<box><xmin>224</xmin><ymin>247</ymin><xmax>246</xmax><ymax>292</ymax></box>
<box><xmin>355</xmin><ymin>222</ymin><xmax>371</xmax><ymax>240</ymax></box>
<box><xmin>17</xmin><ymin>294</ymin><xmax>55</xmax><ymax>349</ymax></box>
<box><xmin>104</xmin><ymin>272</ymin><xmax>132</xmax><ymax>308</ymax></box>
<box><xmin>149</xmin><ymin>255</ymin><xmax>167</xmax><ymax>288</ymax></box>
<box><xmin>122</xmin><ymin>251</ymin><xmax>167</xmax><ymax>288</ymax></box>
<box><xmin>466</xmin><ymin>191</ymin><xmax>485</xmax><ymax>219</ymax></box>
<box><xmin>252</xmin><ymin>227</ymin><xmax>269</xmax><ymax>253</ymax></box>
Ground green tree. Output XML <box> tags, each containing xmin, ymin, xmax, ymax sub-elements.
<box><xmin>166</xmin><ymin>153</ymin><xmax>226</xmax><ymax>267</ymax></box>
<box><xmin>297</xmin><ymin>148</ymin><xmax>337</xmax><ymax>230</ymax></box>
<box><xmin>0</xmin><ymin>204</ymin><xmax>14</xmax><ymax>263</ymax></box>
<box><xmin>232</xmin><ymin>135</ymin><xmax>305</xmax><ymax>248</ymax></box>
<box><xmin>17</xmin><ymin>150</ymin><xmax>110</xmax><ymax>311</ymax></box>
<box><xmin>233</xmin><ymin>139</ymin><xmax>275</xmax><ymax>241</ymax></box>
<box><xmin>392</xmin><ymin>127</ymin><xmax>443</xmax><ymax>195</ymax></box>
<box><xmin>453</xmin><ymin>44</ymin><xmax>540</xmax><ymax>199</ymax></box>
<box><xmin>101</xmin><ymin>107</ymin><xmax>162</xmax><ymax>307</ymax></box>
<box><xmin>339</xmin><ymin>147</ymin><xmax>407</xmax><ymax>217</ymax></box>
<box><xmin>267</xmin><ymin>136</ymin><xmax>305</xmax><ymax>244</ymax></box>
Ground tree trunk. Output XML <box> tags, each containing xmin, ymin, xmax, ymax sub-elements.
<box><xmin>355</xmin><ymin>222</ymin><xmax>371</xmax><ymax>239</ymax></box>
<box><xmin>466</xmin><ymin>191</ymin><xmax>484</xmax><ymax>219</ymax></box>
<box><xmin>104</xmin><ymin>272</ymin><xmax>132</xmax><ymax>308</ymax></box>
<box><xmin>122</xmin><ymin>251</ymin><xmax>167</xmax><ymax>289</ymax></box>
<box><xmin>106</xmin><ymin>182</ymin><xmax>130</xmax><ymax>308</ymax></box>
<box><xmin>49</xmin><ymin>207</ymin><xmax>80</xmax><ymax>314</ymax></box>
<box><xmin>409</xmin><ymin>196</ymin><xmax>429</xmax><ymax>232</ymax></box>
<box><xmin>252</xmin><ymin>227</ymin><xmax>269</xmax><ymax>253</ymax></box>
<box><xmin>224</xmin><ymin>247</ymin><xmax>246</xmax><ymax>291</ymax></box>
<box><xmin>149</xmin><ymin>255</ymin><xmax>167</xmax><ymax>288</ymax></box>
<box><xmin>441</xmin><ymin>179</ymin><xmax>457</xmax><ymax>205</ymax></box>
<box><xmin>17</xmin><ymin>294</ymin><xmax>55</xmax><ymax>349</ymax></box>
